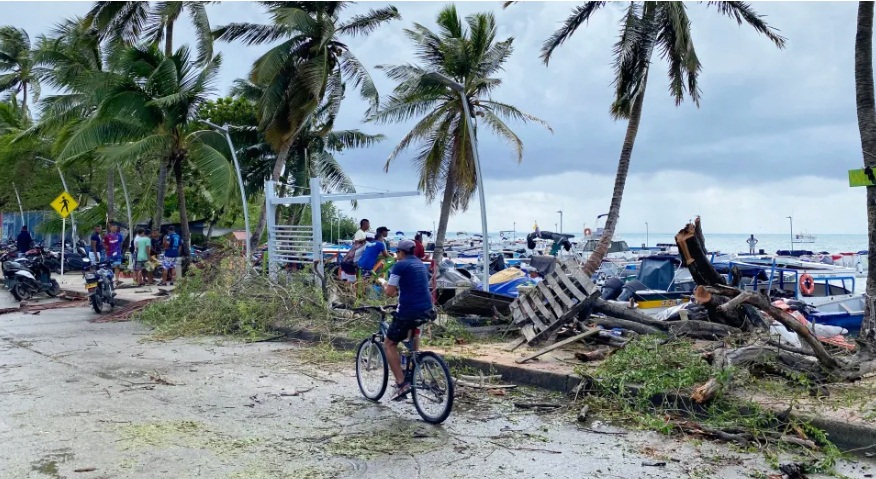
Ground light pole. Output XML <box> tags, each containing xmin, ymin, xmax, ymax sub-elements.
<box><xmin>556</xmin><ymin>210</ymin><xmax>563</xmax><ymax>235</ymax></box>
<box><xmin>645</xmin><ymin>222</ymin><xmax>649</xmax><ymax>248</ymax></box>
<box><xmin>786</xmin><ymin>216</ymin><xmax>793</xmax><ymax>252</ymax></box>
<box><xmin>513</xmin><ymin>221</ymin><xmax>516</xmax><ymax>242</ymax></box>
<box><xmin>425</xmin><ymin>72</ymin><xmax>489</xmax><ymax>291</ymax></box>
<box><xmin>202</xmin><ymin>120</ymin><xmax>251</xmax><ymax>264</ymax></box>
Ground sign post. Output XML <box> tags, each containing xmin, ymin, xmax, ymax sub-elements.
<box><xmin>50</xmin><ymin>191</ymin><xmax>80</xmax><ymax>280</ymax></box>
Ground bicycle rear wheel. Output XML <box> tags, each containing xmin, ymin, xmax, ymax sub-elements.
<box><xmin>411</xmin><ymin>351</ymin><xmax>454</xmax><ymax>424</ymax></box>
<box><xmin>356</xmin><ymin>338</ymin><xmax>388</xmax><ymax>401</ymax></box>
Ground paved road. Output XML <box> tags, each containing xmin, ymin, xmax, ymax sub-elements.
<box><xmin>0</xmin><ymin>301</ymin><xmax>870</xmax><ymax>479</ymax></box>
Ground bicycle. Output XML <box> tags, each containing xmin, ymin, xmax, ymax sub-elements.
<box><xmin>335</xmin><ymin>304</ymin><xmax>455</xmax><ymax>424</ymax></box>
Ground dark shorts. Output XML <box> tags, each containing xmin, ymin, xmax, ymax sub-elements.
<box><xmin>386</xmin><ymin>309</ymin><xmax>437</xmax><ymax>343</ymax></box>
<box><xmin>340</xmin><ymin>262</ymin><xmax>358</xmax><ymax>275</ymax></box>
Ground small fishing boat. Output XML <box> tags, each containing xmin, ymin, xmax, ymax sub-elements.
<box><xmin>793</xmin><ymin>233</ymin><xmax>816</xmax><ymax>244</ymax></box>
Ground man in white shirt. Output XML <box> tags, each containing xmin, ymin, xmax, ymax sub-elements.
<box><xmin>353</xmin><ymin>219</ymin><xmax>370</xmax><ymax>242</ymax></box>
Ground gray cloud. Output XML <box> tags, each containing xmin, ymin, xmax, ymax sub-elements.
<box><xmin>2</xmin><ymin>1</ymin><xmax>869</xmax><ymax>233</ymax></box>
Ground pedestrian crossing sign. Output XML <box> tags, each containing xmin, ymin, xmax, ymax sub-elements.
<box><xmin>51</xmin><ymin>191</ymin><xmax>79</xmax><ymax>218</ymax></box>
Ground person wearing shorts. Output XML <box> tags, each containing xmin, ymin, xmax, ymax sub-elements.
<box><xmin>380</xmin><ymin>239</ymin><xmax>435</xmax><ymax>401</ymax></box>
<box><xmin>160</xmin><ymin>226</ymin><xmax>182</xmax><ymax>286</ymax></box>
<box><xmin>104</xmin><ymin>225</ymin><xmax>123</xmax><ymax>284</ymax></box>
<box><xmin>133</xmin><ymin>228</ymin><xmax>151</xmax><ymax>286</ymax></box>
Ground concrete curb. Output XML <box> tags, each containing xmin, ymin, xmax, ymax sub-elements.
<box><xmin>270</xmin><ymin>322</ymin><xmax>876</xmax><ymax>454</ymax></box>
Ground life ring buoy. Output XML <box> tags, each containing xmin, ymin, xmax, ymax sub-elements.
<box><xmin>584</xmin><ymin>228</ymin><xmax>593</xmax><ymax>236</ymax></box>
<box><xmin>799</xmin><ymin>273</ymin><xmax>815</xmax><ymax>296</ymax></box>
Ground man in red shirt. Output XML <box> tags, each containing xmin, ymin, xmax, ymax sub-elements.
<box><xmin>413</xmin><ymin>232</ymin><xmax>427</xmax><ymax>260</ymax></box>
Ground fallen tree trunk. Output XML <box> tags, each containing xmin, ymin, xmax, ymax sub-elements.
<box><xmin>676</xmin><ymin>220</ymin><xmax>727</xmax><ymax>288</ymax></box>
<box><xmin>708</xmin><ymin>288</ymin><xmax>841</xmax><ymax>371</ymax></box>
<box><xmin>666</xmin><ymin>320</ymin><xmax>741</xmax><ymax>340</ymax></box>
<box><xmin>590</xmin><ymin>316</ymin><xmax>663</xmax><ymax>336</ymax></box>
<box><xmin>591</xmin><ymin>298</ymin><xmax>668</xmax><ymax>329</ymax></box>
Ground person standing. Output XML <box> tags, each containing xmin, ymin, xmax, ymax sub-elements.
<box><xmin>357</xmin><ymin>226</ymin><xmax>391</xmax><ymax>277</ymax></box>
<box><xmin>133</xmin><ymin>228</ymin><xmax>151</xmax><ymax>287</ymax></box>
<box><xmin>90</xmin><ymin>225</ymin><xmax>105</xmax><ymax>263</ymax></box>
<box><xmin>413</xmin><ymin>232</ymin><xmax>427</xmax><ymax>260</ymax></box>
<box><xmin>747</xmin><ymin>234</ymin><xmax>758</xmax><ymax>254</ymax></box>
<box><xmin>354</xmin><ymin>219</ymin><xmax>370</xmax><ymax>242</ymax></box>
<box><xmin>104</xmin><ymin>225</ymin><xmax>123</xmax><ymax>284</ymax></box>
<box><xmin>160</xmin><ymin>226</ymin><xmax>182</xmax><ymax>286</ymax></box>
<box><xmin>16</xmin><ymin>226</ymin><xmax>32</xmax><ymax>258</ymax></box>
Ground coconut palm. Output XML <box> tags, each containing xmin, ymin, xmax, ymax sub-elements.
<box><xmin>57</xmin><ymin>45</ymin><xmax>236</xmax><ymax>255</ymax></box>
<box><xmin>0</xmin><ymin>27</ymin><xmax>39</xmax><ymax>115</ymax></box>
<box><xmin>369</xmin><ymin>5</ymin><xmax>551</xmax><ymax>258</ymax></box>
<box><xmin>214</xmin><ymin>1</ymin><xmax>400</xmax><ymax>251</ymax></box>
<box><xmin>854</xmin><ymin>1</ymin><xmax>876</xmax><ymax>339</ymax></box>
<box><xmin>85</xmin><ymin>1</ymin><xmax>214</xmax><ymax>230</ymax></box>
<box><xmin>538</xmin><ymin>1</ymin><xmax>785</xmax><ymax>275</ymax></box>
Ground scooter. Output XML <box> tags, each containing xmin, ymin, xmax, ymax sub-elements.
<box><xmin>5</xmin><ymin>254</ymin><xmax>60</xmax><ymax>300</ymax></box>
<box><xmin>84</xmin><ymin>261</ymin><xmax>115</xmax><ymax>313</ymax></box>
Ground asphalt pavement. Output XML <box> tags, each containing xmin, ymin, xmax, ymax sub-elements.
<box><xmin>0</xmin><ymin>297</ymin><xmax>871</xmax><ymax>479</ymax></box>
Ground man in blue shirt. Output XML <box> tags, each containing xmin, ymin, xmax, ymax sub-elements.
<box><xmin>357</xmin><ymin>226</ymin><xmax>391</xmax><ymax>276</ymax></box>
<box><xmin>379</xmin><ymin>239</ymin><xmax>435</xmax><ymax>400</ymax></box>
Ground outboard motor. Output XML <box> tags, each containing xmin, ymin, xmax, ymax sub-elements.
<box><xmin>489</xmin><ymin>254</ymin><xmax>506</xmax><ymax>275</ymax></box>
<box><xmin>526</xmin><ymin>231</ymin><xmax>572</xmax><ymax>252</ymax></box>
<box><xmin>600</xmin><ymin>277</ymin><xmax>625</xmax><ymax>301</ymax></box>
<box><xmin>616</xmin><ymin>280</ymin><xmax>649</xmax><ymax>303</ymax></box>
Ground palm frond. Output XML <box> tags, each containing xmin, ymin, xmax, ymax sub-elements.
<box><xmin>705</xmin><ymin>1</ymin><xmax>787</xmax><ymax>48</ymax></box>
<box><xmin>479</xmin><ymin>100</ymin><xmax>553</xmax><ymax>133</ymax></box>
<box><xmin>213</xmin><ymin>22</ymin><xmax>290</xmax><ymax>45</ymax></box>
<box><xmin>339</xmin><ymin>50</ymin><xmax>379</xmax><ymax>114</ymax></box>
<box><xmin>540</xmin><ymin>2</ymin><xmax>607</xmax><ymax>65</ymax></box>
<box><xmin>336</xmin><ymin>6</ymin><xmax>401</xmax><ymax>37</ymax></box>
<box><xmin>657</xmin><ymin>2</ymin><xmax>701</xmax><ymax>106</ymax></box>
<box><xmin>480</xmin><ymin>110</ymin><xmax>524</xmax><ymax>163</ymax></box>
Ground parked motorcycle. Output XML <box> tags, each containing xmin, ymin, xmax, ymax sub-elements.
<box><xmin>4</xmin><ymin>254</ymin><xmax>60</xmax><ymax>300</ymax></box>
<box><xmin>85</xmin><ymin>261</ymin><xmax>115</xmax><ymax>313</ymax></box>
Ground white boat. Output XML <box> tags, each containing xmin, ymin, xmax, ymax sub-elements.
<box><xmin>793</xmin><ymin>233</ymin><xmax>816</xmax><ymax>244</ymax></box>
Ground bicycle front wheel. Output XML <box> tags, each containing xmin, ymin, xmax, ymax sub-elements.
<box><xmin>411</xmin><ymin>351</ymin><xmax>454</xmax><ymax>424</ymax></box>
<box><xmin>356</xmin><ymin>338</ymin><xmax>388</xmax><ymax>401</ymax></box>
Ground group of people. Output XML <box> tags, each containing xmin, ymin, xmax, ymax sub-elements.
<box><xmin>85</xmin><ymin>224</ymin><xmax>183</xmax><ymax>287</ymax></box>
<box><xmin>338</xmin><ymin>219</ymin><xmax>428</xmax><ymax>282</ymax></box>
<box><xmin>338</xmin><ymin>218</ymin><xmax>434</xmax><ymax>401</ymax></box>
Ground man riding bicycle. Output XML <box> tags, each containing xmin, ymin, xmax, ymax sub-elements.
<box><xmin>378</xmin><ymin>239</ymin><xmax>434</xmax><ymax>401</ymax></box>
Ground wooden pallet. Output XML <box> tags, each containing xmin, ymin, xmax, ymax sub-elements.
<box><xmin>510</xmin><ymin>261</ymin><xmax>600</xmax><ymax>345</ymax></box>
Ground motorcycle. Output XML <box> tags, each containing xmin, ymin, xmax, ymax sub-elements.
<box><xmin>4</xmin><ymin>253</ymin><xmax>60</xmax><ymax>300</ymax></box>
<box><xmin>85</xmin><ymin>261</ymin><xmax>115</xmax><ymax>313</ymax></box>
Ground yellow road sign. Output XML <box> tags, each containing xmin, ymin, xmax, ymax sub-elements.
<box><xmin>50</xmin><ymin>191</ymin><xmax>79</xmax><ymax>218</ymax></box>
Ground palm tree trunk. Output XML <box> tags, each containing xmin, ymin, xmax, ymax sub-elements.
<box><xmin>583</xmin><ymin>75</ymin><xmax>649</xmax><ymax>276</ymax></box>
<box><xmin>174</xmin><ymin>155</ymin><xmax>191</xmax><ymax>257</ymax></box>
<box><xmin>153</xmin><ymin>160</ymin><xmax>169</xmax><ymax>231</ymax></box>
<box><xmin>21</xmin><ymin>82</ymin><xmax>27</xmax><ymax>115</ymax></box>
<box><xmin>165</xmin><ymin>21</ymin><xmax>174</xmax><ymax>56</ymax></box>
<box><xmin>250</xmin><ymin>142</ymin><xmax>291</xmax><ymax>252</ymax></box>
<box><xmin>855</xmin><ymin>1</ymin><xmax>876</xmax><ymax>340</ymax></box>
<box><xmin>106</xmin><ymin>168</ymin><xmax>115</xmax><ymax>224</ymax></box>
<box><xmin>432</xmin><ymin>160</ymin><xmax>459</xmax><ymax>261</ymax></box>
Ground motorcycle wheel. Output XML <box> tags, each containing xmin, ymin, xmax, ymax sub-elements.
<box><xmin>46</xmin><ymin>279</ymin><xmax>60</xmax><ymax>297</ymax></box>
<box><xmin>10</xmin><ymin>283</ymin><xmax>23</xmax><ymax>301</ymax></box>
<box><xmin>91</xmin><ymin>293</ymin><xmax>103</xmax><ymax>313</ymax></box>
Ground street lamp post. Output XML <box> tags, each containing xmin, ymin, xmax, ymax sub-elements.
<box><xmin>556</xmin><ymin>210</ymin><xmax>563</xmax><ymax>235</ymax></box>
<box><xmin>425</xmin><ymin>72</ymin><xmax>490</xmax><ymax>292</ymax></box>
<box><xmin>645</xmin><ymin>222</ymin><xmax>649</xmax><ymax>248</ymax></box>
<box><xmin>786</xmin><ymin>216</ymin><xmax>794</xmax><ymax>252</ymax></box>
<box><xmin>202</xmin><ymin>120</ymin><xmax>252</xmax><ymax>265</ymax></box>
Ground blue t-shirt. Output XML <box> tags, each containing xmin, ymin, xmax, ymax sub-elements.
<box><xmin>357</xmin><ymin>241</ymin><xmax>386</xmax><ymax>271</ymax></box>
<box><xmin>389</xmin><ymin>258</ymin><xmax>433</xmax><ymax>318</ymax></box>
<box><xmin>164</xmin><ymin>233</ymin><xmax>181</xmax><ymax>258</ymax></box>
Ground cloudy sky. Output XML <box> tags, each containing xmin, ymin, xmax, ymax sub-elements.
<box><xmin>3</xmin><ymin>1</ymin><xmax>868</xmax><ymax>235</ymax></box>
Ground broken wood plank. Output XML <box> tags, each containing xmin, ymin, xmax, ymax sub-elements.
<box><xmin>545</xmin><ymin>276</ymin><xmax>575</xmax><ymax>309</ymax></box>
<box><xmin>518</xmin><ymin>298</ymin><xmax>549</xmax><ymax>331</ymax></box>
<box><xmin>516</xmin><ymin>328</ymin><xmax>601</xmax><ymax>363</ymax></box>
<box><xmin>554</xmin><ymin>268</ymin><xmax>588</xmax><ymax>301</ymax></box>
<box><xmin>526</xmin><ymin>292</ymin><xmax>601</xmax><ymax>345</ymax></box>
<box><xmin>536</xmin><ymin>281</ymin><xmax>565</xmax><ymax>319</ymax></box>
<box><xmin>524</xmin><ymin>292</ymin><xmax>556</xmax><ymax>325</ymax></box>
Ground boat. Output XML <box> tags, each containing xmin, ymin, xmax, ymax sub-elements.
<box><xmin>793</xmin><ymin>233</ymin><xmax>816</xmax><ymax>244</ymax></box>
<box><xmin>601</xmin><ymin>255</ymin><xmax>695</xmax><ymax>315</ymax></box>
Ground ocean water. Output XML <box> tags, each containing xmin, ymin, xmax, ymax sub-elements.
<box><xmin>402</xmin><ymin>232</ymin><xmax>869</xmax><ymax>255</ymax></box>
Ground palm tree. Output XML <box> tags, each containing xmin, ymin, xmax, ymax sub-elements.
<box><xmin>85</xmin><ymin>1</ymin><xmax>214</xmax><ymax>231</ymax></box>
<box><xmin>229</xmin><ymin>79</ymin><xmax>385</xmax><ymax>230</ymax></box>
<box><xmin>57</xmin><ymin>45</ymin><xmax>236</xmax><ymax>255</ymax></box>
<box><xmin>214</xmin><ymin>1</ymin><xmax>400</xmax><ymax>251</ymax></box>
<box><xmin>369</xmin><ymin>5</ymin><xmax>551</xmax><ymax>258</ymax></box>
<box><xmin>538</xmin><ymin>2</ymin><xmax>785</xmax><ymax>275</ymax></box>
<box><xmin>0</xmin><ymin>27</ymin><xmax>39</xmax><ymax>115</ymax></box>
<box><xmin>855</xmin><ymin>1</ymin><xmax>876</xmax><ymax>340</ymax></box>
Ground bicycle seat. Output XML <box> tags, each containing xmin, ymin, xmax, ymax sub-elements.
<box><xmin>395</xmin><ymin>309</ymin><xmax>437</xmax><ymax>326</ymax></box>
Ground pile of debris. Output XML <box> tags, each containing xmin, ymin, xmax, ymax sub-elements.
<box><xmin>509</xmin><ymin>217</ymin><xmax>876</xmax><ymax>390</ymax></box>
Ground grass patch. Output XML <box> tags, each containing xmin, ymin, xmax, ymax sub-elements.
<box><xmin>580</xmin><ymin>336</ymin><xmax>844</xmax><ymax>474</ymax></box>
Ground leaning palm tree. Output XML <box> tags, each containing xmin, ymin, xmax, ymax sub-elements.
<box><xmin>854</xmin><ymin>1</ymin><xmax>876</xmax><ymax>339</ymax></box>
<box><xmin>85</xmin><ymin>1</ymin><xmax>214</xmax><ymax>230</ymax></box>
<box><xmin>369</xmin><ymin>5</ymin><xmax>551</xmax><ymax>258</ymax></box>
<box><xmin>57</xmin><ymin>45</ymin><xmax>236</xmax><ymax>255</ymax></box>
<box><xmin>0</xmin><ymin>27</ymin><xmax>39</xmax><ymax>115</ymax></box>
<box><xmin>214</xmin><ymin>1</ymin><xmax>400</xmax><ymax>251</ymax></box>
<box><xmin>537</xmin><ymin>1</ymin><xmax>785</xmax><ymax>275</ymax></box>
